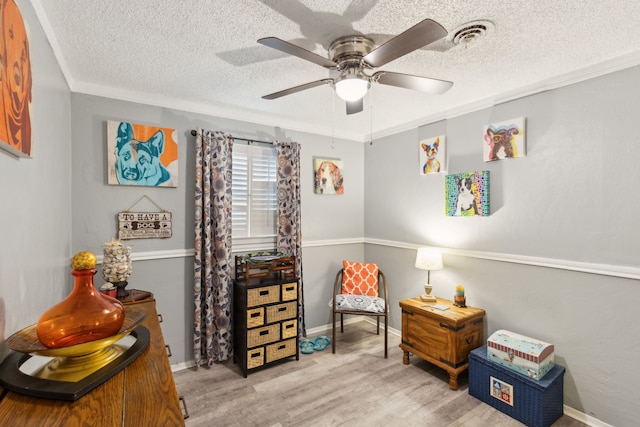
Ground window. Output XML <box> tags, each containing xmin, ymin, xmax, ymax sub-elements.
<box><xmin>232</xmin><ymin>143</ymin><xmax>277</xmax><ymax>250</ymax></box>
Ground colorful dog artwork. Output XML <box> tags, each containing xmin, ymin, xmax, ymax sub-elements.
<box><xmin>419</xmin><ymin>135</ymin><xmax>446</xmax><ymax>174</ymax></box>
<box><xmin>445</xmin><ymin>171</ymin><xmax>490</xmax><ymax>216</ymax></box>
<box><xmin>0</xmin><ymin>0</ymin><xmax>32</xmax><ymax>158</ymax></box>
<box><xmin>483</xmin><ymin>117</ymin><xmax>526</xmax><ymax>162</ymax></box>
<box><xmin>313</xmin><ymin>157</ymin><xmax>344</xmax><ymax>195</ymax></box>
<box><xmin>107</xmin><ymin>121</ymin><xmax>178</xmax><ymax>187</ymax></box>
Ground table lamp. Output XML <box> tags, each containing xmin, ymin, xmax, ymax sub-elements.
<box><xmin>415</xmin><ymin>248</ymin><xmax>443</xmax><ymax>302</ymax></box>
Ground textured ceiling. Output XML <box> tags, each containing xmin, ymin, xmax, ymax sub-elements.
<box><xmin>32</xmin><ymin>0</ymin><xmax>640</xmax><ymax>141</ymax></box>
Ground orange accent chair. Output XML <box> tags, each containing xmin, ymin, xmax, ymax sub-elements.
<box><xmin>331</xmin><ymin>261</ymin><xmax>388</xmax><ymax>358</ymax></box>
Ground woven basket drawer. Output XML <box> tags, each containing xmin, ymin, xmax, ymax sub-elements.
<box><xmin>281</xmin><ymin>319</ymin><xmax>297</xmax><ymax>339</ymax></box>
<box><xmin>247</xmin><ymin>324</ymin><xmax>280</xmax><ymax>348</ymax></box>
<box><xmin>246</xmin><ymin>307</ymin><xmax>264</xmax><ymax>328</ymax></box>
<box><xmin>247</xmin><ymin>285</ymin><xmax>280</xmax><ymax>307</ymax></box>
<box><xmin>266</xmin><ymin>338</ymin><xmax>297</xmax><ymax>363</ymax></box>
<box><xmin>267</xmin><ymin>302</ymin><xmax>296</xmax><ymax>323</ymax></box>
<box><xmin>281</xmin><ymin>282</ymin><xmax>297</xmax><ymax>301</ymax></box>
<box><xmin>247</xmin><ymin>347</ymin><xmax>264</xmax><ymax>369</ymax></box>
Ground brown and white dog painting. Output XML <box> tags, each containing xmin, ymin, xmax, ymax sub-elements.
<box><xmin>313</xmin><ymin>158</ymin><xmax>344</xmax><ymax>195</ymax></box>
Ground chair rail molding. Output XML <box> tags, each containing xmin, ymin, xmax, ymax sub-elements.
<box><xmin>96</xmin><ymin>248</ymin><xmax>194</xmax><ymax>264</ymax></box>
<box><xmin>365</xmin><ymin>238</ymin><xmax>640</xmax><ymax>281</ymax></box>
<box><xmin>96</xmin><ymin>238</ymin><xmax>640</xmax><ymax>281</ymax></box>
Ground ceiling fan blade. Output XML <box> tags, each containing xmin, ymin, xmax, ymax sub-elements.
<box><xmin>262</xmin><ymin>79</ymin><xmax>333</xmax><ymax>100</ymax></box>
<box><xmin>374</xmin><ymin>71</ymin><xmax>453</xmax><ymax>94</ymax></box>
<box><xmin>363</xmin><ymin>19</ymin><xmax>447</xmax><ymax>68</ymax></box>
<box><xmin>346</xmin><ymin>98</ymin><xmax>363</xmax><ymax>115</ymax></box>
<box><xmin>258</xmin><ymin>37</ymin><xmax>337</xmax><ymax>68</ymax></box>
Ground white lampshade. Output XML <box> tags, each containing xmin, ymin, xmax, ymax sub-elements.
<box><xmin>335</xmin><ymin>76</ymin><xmax>369</xmax><ymax>102</ymax></box>
<box><xmin>415</xmin><ymin>248</ymin><xmax>443</xmax><ymax>271</ymax></box>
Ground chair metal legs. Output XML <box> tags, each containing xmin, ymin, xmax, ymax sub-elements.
<box><xmin>332</xmin><ymin>311</ymin><xmax>336</xmax><ymax>354</ymax></box>
<box><xmin>384</xmin><ymin>314</ymin><xmax>388</xmax><ymax>358</ymax></box>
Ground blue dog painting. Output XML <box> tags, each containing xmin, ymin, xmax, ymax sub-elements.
<box><xmin>107</xmin><ymin>121</ymin><xmax>178</xmax><ymax>187</ymax></box>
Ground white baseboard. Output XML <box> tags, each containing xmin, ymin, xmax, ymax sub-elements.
<box><xmin>170</xmin><ymin>360</ymin><xmax>195</xmax><ymax>372</ymax></box>
<box><xmin>562</xmin><ymin>406</ymin><xmax>613</xmax><ymax>427</ymax></box>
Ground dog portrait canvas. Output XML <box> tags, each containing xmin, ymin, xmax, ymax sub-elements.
<box><xmin>313</xmin><ymin>157</ymin><xmax>344</xmax><ymax>195</ymax></box>
<box><xmin>107</xmin><ymin>121</ymin><xmax>179</xmax><ymax>187</ymax></box>
<box><xmin>445</xmin><ymin>171</ymin><xmax>490</xmax><ymax>216</ymax></box>
<box><xmin>419</xmin><ymin>135</ymin><xmax>446</xmax><ymax>175</ymax></box>
<box><xmin>483</xmin><ymin>117</ymin><xmax>526</xmax><ymax>162</ymax></box>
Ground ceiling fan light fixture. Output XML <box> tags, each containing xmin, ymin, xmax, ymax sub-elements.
<box><xmin>335</xmin><ymin>74</ymin><xmax>370</xmax><ymax>102</ymax></box>
<box><xmin>259</xmin><ymin>19</ymin><xmax>456</xmax><ymax>111</ymax></box>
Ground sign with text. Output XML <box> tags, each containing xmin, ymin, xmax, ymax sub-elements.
<box><xmin>118</xmin><ymin>211</ymin><xmax>172</xmax><ymax>240</ymax></box>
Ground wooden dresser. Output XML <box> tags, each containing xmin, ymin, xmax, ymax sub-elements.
<box><xmin>0</xmin><ymin>293</ymin><xmax>185</xmax><ymax>426</ymax></box>
<box><xmin>234</xmin><ymin>255</ymin><xmax>299</xmax><ymax>377</ymax></box>
<box><xmin>399</xmin><ymin>296</ymin><xmax>485</xmax><ymax>390</ymax></box>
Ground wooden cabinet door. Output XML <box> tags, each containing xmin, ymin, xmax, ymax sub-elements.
<box><xmin>403</xmin><ymin>309</ymin><xmax>451</xmax><ymax>363</ymax></box>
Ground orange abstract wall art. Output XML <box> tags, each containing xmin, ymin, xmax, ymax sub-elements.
<box><xmin>0</xmin><ymin>0</ymin><xmax>32</xmax><ymax>158</ymax></box>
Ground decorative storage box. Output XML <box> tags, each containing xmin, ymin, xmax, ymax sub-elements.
<box><xmin>469</xmin><ymin>346</ymin><xmax>565</xmax><ymax>427</ymax></box>
<box><xmin>487</xmin><ymin>329</ymin><xmax>554</xmax><ymax>380</ymax></box>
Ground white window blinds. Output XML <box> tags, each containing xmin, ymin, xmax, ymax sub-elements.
<box><xmin>232</xmin><ymin>144</ymin><xmax>277</xmax><ymax>246</ymax></box>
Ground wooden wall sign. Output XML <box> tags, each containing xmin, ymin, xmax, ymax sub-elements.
<box><xmin>118</xmin><ymin>211</ymin><xmax>172</xmax><ymax>240</ymax></box>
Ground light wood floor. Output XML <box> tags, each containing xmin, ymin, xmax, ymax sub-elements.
<box><xmin>173</xmin><ymin>321</ymin><xmax>587</xmax><ymax>427</ymax></box>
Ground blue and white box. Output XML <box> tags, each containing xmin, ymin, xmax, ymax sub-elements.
<box><xmin>487</xmin><ymin>329</ymin><xmax>554</xmax><ymax>380</ymax></box>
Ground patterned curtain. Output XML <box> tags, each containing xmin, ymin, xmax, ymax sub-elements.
<box><xmin>193</xmin><ymin>129</ymin><xmax>233</xmax><ymax>366</ymax></box>
<box><xmin>275</xmin><ymin>142</ymin><xmax>305</xmax><ymax>337</ymax></box>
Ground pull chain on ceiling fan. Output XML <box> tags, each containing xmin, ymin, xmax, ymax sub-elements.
<box><xmin>258</xmin><ymin>19</ymin><xmax>454</xmax><ymax>115</ymax></box>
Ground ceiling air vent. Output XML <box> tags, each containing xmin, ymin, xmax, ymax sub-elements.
<box><xmin>449</xmin><ymin>20</ymin><xmax>494</xmax><ymax>47</ymax></box>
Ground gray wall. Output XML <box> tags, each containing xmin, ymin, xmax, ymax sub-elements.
<box><xmin>0</xmin><ymin>0</ymin><xmax>72</xmax><ymax>357</ymax></box>
<box><xmin>1</xmin><ymin>3</ymin><xmax>636</xmax><ymax>424</ymax></box>
<box><xmin>364</xmin><ymin>67</ymin><xmax>640</xmax><ymax>427</ymax></box>
<box><xmin>69</xmin><ymin>93</ymin><xmax>365</xmax><ymax>365</ymax></box>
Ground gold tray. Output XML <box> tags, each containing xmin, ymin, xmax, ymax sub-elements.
<box><xmin>5</xmin><ymin>306</ymin><xmax>146</xmax><ymax>357</ymax></box>
<box><xmin>0</xmin><ymin>307</ymin><xmax>150</xmax><ymax>401</ymax></box>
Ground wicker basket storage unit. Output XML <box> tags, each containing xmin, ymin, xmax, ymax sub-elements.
<box><xmin>468</xmin><ymin>346</ymin><xmax>565</xmax><ymax>427</ymax></box>
<box><xmin>233</xmin><ymin>253</ymin><xmax>299</xmax><ymax>377</ymax></box>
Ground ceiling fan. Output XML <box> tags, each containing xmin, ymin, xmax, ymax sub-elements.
<box><xmin>258</xmin><ymin>19</ymin><xmax>453</xmax><ymax>115</ymax></box>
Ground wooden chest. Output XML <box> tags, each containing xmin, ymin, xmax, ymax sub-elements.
<box><xmin>399</xmin><ymin>297</ymin><xmax>485</xmax><ymax>390</ymax></box>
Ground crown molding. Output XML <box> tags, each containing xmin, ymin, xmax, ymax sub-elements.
<box><xmin>32</xmin><ymin>0</ymin><xmax>640</xmax><ymax>144</ymax></box>
<box><xmin>69</xmin><ymin>80</ymin><xmax>366</xmax><ymax>143</ymax></box>
<box><xmin>371</xmin><ymin>51</ymin><xmax>640</xmax><ymax>141</ymax></box>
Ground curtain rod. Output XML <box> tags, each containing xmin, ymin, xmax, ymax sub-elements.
<box><xmin>190</xmin><ymin>130</ymin><xmax>274</xmax><ymax>145</ymax></box>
